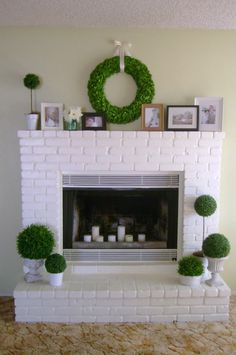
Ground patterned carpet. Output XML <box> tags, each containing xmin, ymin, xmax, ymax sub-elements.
<box><xmin>1</xmin><ymin>296</ymin><xmax>236</xmax><ymax>354</ymax></box>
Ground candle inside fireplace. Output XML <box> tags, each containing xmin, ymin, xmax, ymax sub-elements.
<box><xmin>92</xmin><ymin>226</ymin><xmax>99</xmax><ymax>241</ymax></box>
<box><xmin>84</xmin><ymin>235</ymin><xmax>92</xmax><ymax>242</ymax></box>
<box><xmin>108</xmin><ymin>235</ymin><xmax>116</xmax><ymax>242</ymax></box>
<box><xmin>138</xmin><ymin>234</ymin><xmax>146</xmax><ymax>242</ymax></box>
<box><xmin>117</xmin><ymin>226</ymin><xmax>125</xmax><ymax>241</ymax></box>
<box><xmin>125</xmin><ymin>235</ymin><xmax>133</xmax><ymax>242</ymax></box>
<box><xmin>96</xmin><ymin>236</ymin><xmax>104</xmax><ymax>242</ymax></box>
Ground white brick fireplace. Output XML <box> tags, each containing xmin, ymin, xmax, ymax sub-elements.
<box><xmin>18</xmin><ymin>130</ymin><xmax>224</xmax><ymax>255</ymax></box>
<box><xmin>14</xmin><ymin>130</ymin><xmax>231</xmax><ymax>323</ymax></box>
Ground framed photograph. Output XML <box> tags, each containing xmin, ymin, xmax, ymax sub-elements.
<box><xmin>166</xmin><ymin>105</ymin><xmax>199</xmax><ymax>131</ymax></box>
<box><xmin>41</xmin><ymin>103</ymin><xmax>63</xmax><ymax>130</ymax></box>
<box><xmin>194</xmin><ymin>97</ymin><xmax>223</xmax><ymax>131</ymax></box>
<box><xmin>82</xmin><ymin>113</ymin><xmax>106</xmax><ymax>130</ymax></box>
<box><xmin>141</xmin><ymin>104</ymin><xmax>164</xmax><ymax>131</ymax></box>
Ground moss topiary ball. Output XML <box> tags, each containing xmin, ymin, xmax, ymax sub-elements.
<box><xmin>23</xmin><ymin>73</ymin><xmax>40</xmax><ymax>90</ymax></box>
<box><xmin>202</xmin><ymin>233</ymin><xmax>231</xmax><ymax>258</ymax></box>
<box><xmin>178</xmin><ymin>255</ymin><xmax>204</xmax><ymax>276</ymax></box>
<box><xmin>194</xmin><ymin>195</ymin><xmax>217</xmax><ymax>217</ymax></box>
<box><xmin>45</xmin><ymin>253</ymin><xmax>67</xmax><ymax>273</ymax></box>
<box><xmin>17</xmin><ymin>224</ymin><xmax>55</xmax><ymax>259</ymax></box>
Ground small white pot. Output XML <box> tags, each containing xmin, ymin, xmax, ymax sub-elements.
<box><xmin>48</xmin><ymin>272</ymin><xmax>64</xmax><ymax>286</ymax></box>
<box><xmin>179</xmin><ymin>275</ymin><xmax>202</xmax><ymax>287</ymax></box>
<box><xmin>206</xmin><ymin>256</ymin><xmax>228</xmax><ymax>286</ymax></box>
<box><xmin>26</xmin><ymin>113</ymin><xmax>39</xmax><ymax>130</ymax></box>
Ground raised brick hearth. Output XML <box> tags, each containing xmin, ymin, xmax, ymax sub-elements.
<box><xmin>14</xmin><ymin>264</ymin><xmax>230</xmax><ymax>323</ymax></box>
<box><xmin>14</xmin><ymin>130</ymin><xmax>230</xmax><ymax>323</ymax></box>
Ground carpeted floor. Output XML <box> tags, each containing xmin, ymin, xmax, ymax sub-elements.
<box><xmin>1</xmin><ymin>297</ymin><xmax>236</xmax><ymax>354</ymax></box>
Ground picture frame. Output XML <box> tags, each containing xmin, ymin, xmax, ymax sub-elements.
<box><xmin>166</xmin><ymin>105</ymin><xmax>199</xmax><ymax>131</ymax></box>
<box><xmin>82</xmin><ymin>112</ymin><xmax>106</xmax><ymax>131</ymax></box>
<box><xmin>194</xmin><ymin>97</ymin><xmax>223</xmax><ymax>131</ymax></box>
<box><xmin>141</xmin><ymin>104</ymin><xmax>164</xmax><ymax>131</ymax></box>
<box><xmin>41</xmin><ymin>103</ymin><xmax>63</xmax><ymax>130</ymax></box>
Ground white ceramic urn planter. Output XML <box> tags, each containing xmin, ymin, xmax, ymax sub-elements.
<box><xmin>179</xmin><ymin>275</ymin><xmax>202</xmax><ymax>287</ymax></box>
<box><xmin>206</xmin><ymin>256</ymin><xmax>228</xmax><ymax>287</ymax></box>
<box><xmin>48</xmin><ymin>272</ymin><xmax>64</xmax><ymax>287</ymax></box>
<box><xmin>23</xmin><ymin>258</ymin><xmax>44</xmax><ymax>283</ymax></box>
<box><xmin>197</xmin><ymin>256</ymin><xmax>210</xmax><ymax>282</ymax></box>
<box><xmin>26</xmin><ymin>113</ymin><xmax>39</xmax><ymax>130</ymax></box>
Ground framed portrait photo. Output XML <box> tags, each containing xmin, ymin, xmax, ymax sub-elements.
<box><xmin>41</xmin><ymin>103</ymin><xmax>63</xmax><ymax>130</ymax></box>
<box><xmin>194</xmin><ymin>97</ymin><xmax>223</xmax><ymax>131</ymax></box>
<box><xmin>141</xmin><ymin>104</ymin><xmax>164</xmax><ymax>131</ymax></box>
<box><xmin>166</xmin><ymin>105</ymin><xmax>199</xmax><ymax>131</ymax></box>
<box><xmin>82</xmin><ymin>113</ymin><xmax>106</xmax><ymax>131</ymax></box>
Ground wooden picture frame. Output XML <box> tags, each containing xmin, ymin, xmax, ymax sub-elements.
<box><xmin>82</xmin><ymin>113</ymin><xmax>106</xmax><ymax>131</ymax></box>
<box><xmin>41</xmin><ymin>102</ymin><xmax>63</xmax><ymax>130</ymax></box>
<box><xmin>141</xmin><ymin>104</ymin><xmax>164</xmax><ymax>131</ymax></box>
<box><xmin>194</xmin><ymin>97</ymin><xmax>223</xmax><ymax>131</ymax></box>
<box><xmin>166</xmin><ymin>105</ymin><xmax>199</xmax><ymax>131</ymax></box>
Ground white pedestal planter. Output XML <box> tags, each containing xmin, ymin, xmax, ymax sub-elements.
<box><xmin>48</xmin><ymin>272</ymin><xmax>64</xmax><ymax>286</ymax></box>
<box><xmin>23</xmin><ymin>258</ymin><xmax>44</xmax><ymax>282</ymax></box>
<box><xmin>198</xmin><ymin>256</ymin><xmax>210</xmax><ymax>282</ymax></box>
<box><xmin>206</xmin><ymin>256</ymin><xmax>228</xmax><ymax>287</ymax></box>
<box><xmin>179</xmin><ymin>275</ymin><xmax>202</xmax><ymax>287</ymax></box>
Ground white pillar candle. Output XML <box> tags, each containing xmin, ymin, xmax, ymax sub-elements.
<box><xmin>108</xmin><ymin>235</ymin><xmax>116</xmax><ymax>242</ymax></box>
<box><xmin>84</xmin><ymin>235</ymin><xmax>92</xmax><ymax>242</ymax></box>
<box><xmin>92</xmin><ymin>226</ymin><xmax>100</xmax><ymax>241</ymax></box>
<box><xmin>125</xmin><ymin>234</ymin><xmax>133</xmax><ymax>242</ymax></box>
<box><xmin>117</xmin><ymin>226</ymin><xmax>125</xmax><ymax>242</ymax></box>
<box><xmin>138</xmin><ymin>234</ymin><xmax>146</xmax><ymax>242</ymax></box>
<box><xmin>96</xmin><ymin>235</ymin><xmax>104</xmax><ymax>242</ymax></box>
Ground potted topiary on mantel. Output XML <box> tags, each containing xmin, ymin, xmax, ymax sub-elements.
<box><xmin>45</xmin><ymin>253</ymin><xmax>67</xmax><ymax>286</ymax></box>
<box><xmin>178</xmin><ymin>255</ymin><xmax>204</xmax><ymax>287</ymax></box>
<box><xmin>23</xmin><ymin>73</ymin><xmax>41</xmax><ymax>130</ymax></box>
<box><xmin>16</xmin><ymin>224</ymin><xmax>55</xmax><ymax>283</ymax></box>
<box><xmin>202</xmin><ymin>233</ymin><xmax>230</xmax><ymax>286</ymax></box>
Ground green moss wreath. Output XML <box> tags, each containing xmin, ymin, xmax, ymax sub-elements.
<box><xmin>87</xmin><ymin>56</ymin><xmax>155</xmax><ymax>124</ymax></box>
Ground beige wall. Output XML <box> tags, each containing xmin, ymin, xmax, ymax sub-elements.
<box><xmin>0</xmin><ymin>28</ymin><xmax>236</xmax><ymax>294</ymax></box>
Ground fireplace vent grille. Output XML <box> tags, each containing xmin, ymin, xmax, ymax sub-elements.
<box><xmin>63</xmin><ymin>174</ymin><xmax>179</xmax><ymax>188</ymax></box>
<box><xmin>63</xmin><ymin>249</ymin><xmax>177</xmax><ymax>262</ymax></box>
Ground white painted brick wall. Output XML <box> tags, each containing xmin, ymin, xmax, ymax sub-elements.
<box><xmin>18</xmin><ymin>131</ymin><xmax>225</xmax><ymax>255</ymax></box>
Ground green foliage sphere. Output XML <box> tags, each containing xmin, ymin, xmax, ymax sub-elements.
<box><xmin>202</xmin><ymin>233</ymin><xmax>231</xmax><ymax>258</ymax></box>
<box><xmin>45</xmin><ymin>253</ymin><xmax>67</xmax><ymax>273</ymax></box>
<box><xmin>178</xmin><ymin>256</ymin><xmax>204</xmax><ymax>276</ymax></box>
<box><xmin>17</xmin><ymin>224</ymin><xmax>55</xmax><ymax>259</ymax></box>
<box><xmin>87</xmin><ymin>56</ymin><xmax>155</xmax><ymax>124</ymax></box>
<box><xmin>194</xmin><ymin>195</ymin><xmax>217</xmax><ymax>217</ymax></box>
<box><xmin>23</xmin><ymin>73</ymin><xmax>40</xmax><ymax>90</ymax></box>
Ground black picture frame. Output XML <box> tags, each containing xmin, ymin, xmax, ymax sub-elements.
<box><xmin>82</xmin><ymin>113</ymin><xmax>106</xmax><ymax>131</ymax></box>
<box><xmin>166</xmin><ymin>105</ymin><xmax>199</xmax><ymax>131</ymax></box>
